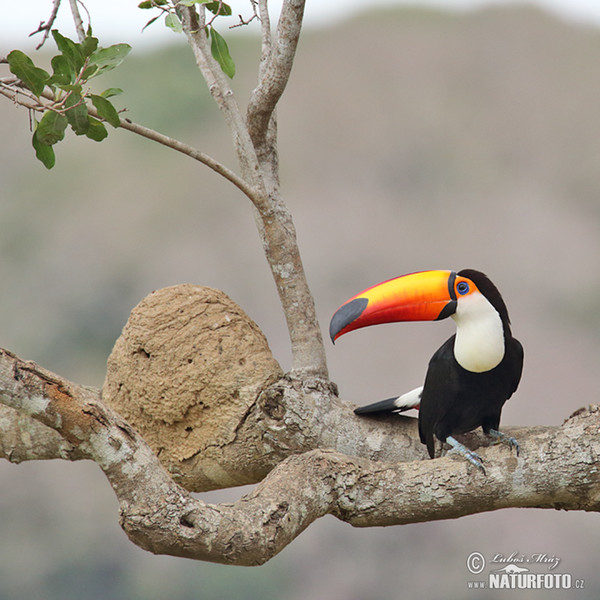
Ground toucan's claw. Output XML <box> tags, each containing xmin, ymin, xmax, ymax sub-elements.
<box><xmin>445</xmin><ymin>436</ymin><xmax>486</xmax><ymax>474</ymax></box>
<box><xmin>488</xmin><ymin>429</ymin><xmax>520</xmax><ymax>457</ymax></box>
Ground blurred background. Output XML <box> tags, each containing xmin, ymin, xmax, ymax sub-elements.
<box><xmin>1</xmin><ymin>1</ymin><xmax>600</xmax><ymax>598</ymax></box>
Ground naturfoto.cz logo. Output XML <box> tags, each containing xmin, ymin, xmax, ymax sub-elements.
<box><xmin>466</xmin><ymin>551</ymin><xmax>585</xmax><ymax>590</ymax></box>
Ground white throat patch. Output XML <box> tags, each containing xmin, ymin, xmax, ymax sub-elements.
<box><xmin>451</xmin><ymin>292</ymin><xmax>505</xmax><ymax>373</ymax></box>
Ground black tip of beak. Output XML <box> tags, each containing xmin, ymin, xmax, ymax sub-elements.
<box><xmin>329</xmin><ymin>297</ymin><xmax>369</xmax><ymax>343</ymax></box>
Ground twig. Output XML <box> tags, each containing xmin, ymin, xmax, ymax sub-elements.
<box><xmin>29</xmin><ymin>0</ymin><xmax>62</xmax><ymax>49</ymax></box>
<box><xmin>118</xmin><ymin>117</ymin><xmax>262</xmax><ymax>202</ymax></box>
<box><xmin>230</xmin><ymin>0</ymin><xmax>260</xmax><ymax>29</ymax></box>
<box><xmin>0</xmin><ymin>83</ymin><xmax>46</xmax><ymax>112</ymax></box>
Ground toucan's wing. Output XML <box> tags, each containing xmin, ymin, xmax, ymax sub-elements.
<box><xmin>507</xmin><ymin>337</ymin><xmax>524</xmax><ymax>398</ymax></box>
<box><xmin>417</xmin><ymin>336</ymin><xmax>460</xmax><ymax>458</ymax></box>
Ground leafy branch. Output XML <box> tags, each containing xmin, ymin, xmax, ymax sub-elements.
<box><xmin>139</xmin><ymin>0</ymin><xmax>237</xmax><ymax>78</ymax></box>
<box><xmin>0</xmin><ymin>8</ymin><xmax>259</xmax><ymax>205</ymax></box>
<box><xmin>2</xmin><ymin>0</ymin><xmax>244</xmax><ymax>170</ymax></box>
<box><xmin>3</xmin><ymin>28</ymin><xmax>130</xmax><ymax>168</ymax></box>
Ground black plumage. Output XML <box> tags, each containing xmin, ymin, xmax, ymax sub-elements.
<box><xmin>418</xmin><ymin>331</ymin><xmax>523</xmax><ymax>458</ymax></box>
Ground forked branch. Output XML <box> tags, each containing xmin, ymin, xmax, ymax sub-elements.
<box><xmin>246</xmin><ymin>0</ymin><xmax>306</xmax><ymax>147</ymax></box>
<box><xmin>179</xmin><ymin>0</ymin><xmax>328</xmax><ymax>377</ymax></box>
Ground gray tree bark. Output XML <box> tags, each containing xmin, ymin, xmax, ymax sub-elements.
<box><xmin>1</xmin><ymin>348</ymin><xmax>599</xmax><ymax>565</ymax></box>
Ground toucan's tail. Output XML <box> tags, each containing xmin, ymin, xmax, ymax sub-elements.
<box><xmin>354</xmin><ymin>386</ymin><xmax>422</xmax><ymax>415</ymax></box>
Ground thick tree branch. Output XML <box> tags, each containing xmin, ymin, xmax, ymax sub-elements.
<box><xmin>0</xmin><ymin>348</ymin><xmax>424</xmax><ymax>477</ymax></box>
<box><xmin>0</xmin><ymin>403</ymin><xmax>78</xmax><ymax>463</ymax></box>
<box><xmin>1</xmin><ymin>345</ymin><xmax>599</xmax><ymax>565</ymax></box>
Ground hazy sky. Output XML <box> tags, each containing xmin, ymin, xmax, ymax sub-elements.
<box><xmin>1</xmin><ymin>0</ymin><xmax>600</xmax><ymax>53</ymax></box>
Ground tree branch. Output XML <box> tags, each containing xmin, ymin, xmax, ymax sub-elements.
<box><xmin>1</xmin><ymin>344</ymin><xmax>598</xmax><ymax>565</ymax></box>
<box><xmin>0</xmin><ymin>78</ymin><xmax>261</xmax><ymax>203</ymax></box>
<box><xmin>0</xmin><ymin>403</ymin><xmax>78</xmax><ymax>463</ymax></box>
<box><xmin>180</xmin><ymin>6</ymin><xmax>266</xmax><ymax>200</ymax></box>
<box><xmin>257</xmin><ymin>0</ymin><xmax>273</xmax><ymax>78</ymax></box>
<box><xmin>180</xmin><ymin>3</ymin><xmax>328</xmax><ymax>378</ymax></box>
<box><xmin>68</xmin><ymin>0</ymin><xmax>86</xmax><ymax>42</ymax></box>
<box><xmin>29</xmin><ymin>0</ymin><xmax>62</xmax><ymax>49</ymax></box>
<box><xmin>247</xmin><ymin>0</ymin><xmax>306</xmax><ymax>148</ymax></box>
<box><xmin>118</xmin><ymin>117</ymin><xmax>260</xmax><ymax>201</ymax></box>
<box><xmin>0</xmin><ymin>346</ymin><xmax>425</xmax><ymax>484</ymax></box>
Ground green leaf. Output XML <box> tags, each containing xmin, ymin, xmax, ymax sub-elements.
<box><xmin>209</xmin><ymin>27</ymin><xmax>235</xmax><ymax>78</ymax></box>
<box><xmin>100</xmin><ymin>87</ymin><xmax>124</xmax><ymax>98</ymax></box>
<box><xmin>55</xmin><ymin>83</ymin><xmax>83</xmax><ymax>94</ymax></box>
<box><xmin>32</xmin><ymin>130</ymin><xmax>56</xmax><ymax>169</ymax></box>
<box><xmin>90</xmin><ymin>94</ymin><xmax>120</xmax><ymax>128</ymax></box>
<box><xmin>81</xmin><ymin>64</ymin><xmax>99</xmax><ymax>79</ymax></box>
<box><xmin>140</xmin><ymin>0</ymin><xmax>168</xmax><ymax>5</ymax></box>
<box><xmin>52</xmin><ymin>30</ymin><xmax>84</xmax><ymax>72</ymax></box>
<box><xmin>6</xmin><ymin>50</ymin><xmax>50</xmax><ymax>96</ymax></box>
<box><xmin>65</xmin><ymin>92</ymin><xmax>89</xmax><ymax>135</ymax></box>
<box><xmin>85</xmin><ymin>116</ymin><xmax>108</xmax><ymax>141</ymax></box>
<box><xmin>165</xmin><ymin>13</ymin><xmax>183</xmax><ymax>33</ymax></box>
<box><xmin>205</xmin><ymin>2</ymin><xmax>232</xmax><ymax>16</ymax></box>
<box><xmin>49</xmin><ymin>54</ymin><xmax>74</xmax><ymax>86</ymax></box>
<box><xmin>81</xmin><ymin>35</ymin><xmax>99</xmax><ymax>59</ymax></box>
<box><xmin>36</xmin><ymin>110</ymin><xmax>68</xmax><ymax>145</ymax></box>
<box><xmin>89</xmin><ymin>43</ymin><xmax>132</xmax><ymax>77</ymax></box>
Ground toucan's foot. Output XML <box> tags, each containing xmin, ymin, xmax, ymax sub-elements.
<box><xmin>445</xmin><ymin>436</ymin><xmax>486</xmax><ymax>474</ymax></box>
<box><xmin>488</xmin><ymin>429</ymin><xmax>520</xmax><ymax>457</ymax></box>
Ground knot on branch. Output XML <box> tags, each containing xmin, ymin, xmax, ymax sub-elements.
<box><xmin>563</xmin><ymin>404</ymin><xmax>600</xmax><ymax>427</ymax></box>
<box><xmin>102</xmin><ymin>284</ymin><xmax>282</xmax><ymax>491</ymax></box>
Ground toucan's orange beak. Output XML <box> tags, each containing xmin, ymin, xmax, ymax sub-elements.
<box><xmin>330</xmin><ymin>270</ymin><xmax>458</xmax><ymax>342</ymax></box>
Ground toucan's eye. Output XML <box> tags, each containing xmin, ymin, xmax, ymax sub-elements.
<box><xmin>457</xmin><ymin>281</ymin><xmax>470</xmax><ymax>295</ymax></box>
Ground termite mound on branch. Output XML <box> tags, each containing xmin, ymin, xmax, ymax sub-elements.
<box><xmin>102</xmin><ymin>284</ymin><xmax>282</xmax><ymax>491</ymax></box>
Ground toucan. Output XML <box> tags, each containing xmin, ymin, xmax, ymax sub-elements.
<box><xmin>329</xmin><ymin>269</ymin><xmax>523</xmax><ymax>472</ymax></box>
